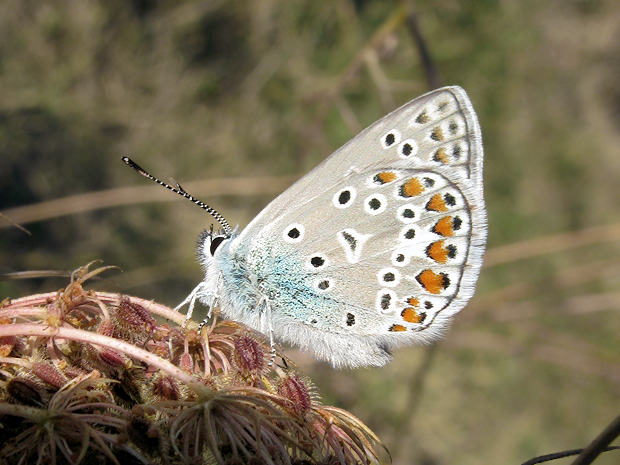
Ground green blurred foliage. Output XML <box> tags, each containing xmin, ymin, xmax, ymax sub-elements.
<box><xmin>1</xmin><ymin>0</ymin><xmax>620</xmax><ymax>464</ymax></box>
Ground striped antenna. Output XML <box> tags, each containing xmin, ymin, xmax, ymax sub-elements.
<box><xmin>122</xmin><ymin>157</ymin><xmax>233</xmax><ymax>236</ymax></box>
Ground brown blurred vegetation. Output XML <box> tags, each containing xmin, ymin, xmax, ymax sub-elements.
<box><xmin>1</xmin><ymin>1</ymin><xmax>620</xmax><ymax>464</ymax></box>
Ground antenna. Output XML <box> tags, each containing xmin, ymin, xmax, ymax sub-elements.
<box><xmin>122</xmin><ymin>157</ymin><xmax>233</xmax><ymax>236</ymax></box>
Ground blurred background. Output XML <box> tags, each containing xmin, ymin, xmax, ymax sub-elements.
<box><xmin>1</xmin><ymin>1</ymin><xmax>620</xmax><ymax>463</ymax></box>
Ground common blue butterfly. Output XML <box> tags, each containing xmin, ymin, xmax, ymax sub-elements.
<box><xmin>124</xmin><ymin>86</ymin><xmax>486</xmax><ymax>368</ymax></box>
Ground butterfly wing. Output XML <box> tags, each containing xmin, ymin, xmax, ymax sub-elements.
<box><xmin>226</xmin><ymin>86</ymin><xmax>486</xmax><ymax>367</ymax></box>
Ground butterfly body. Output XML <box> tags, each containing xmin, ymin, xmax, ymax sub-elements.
<box><xmin>195</xmin><ymin>86</ymin><xmax>486</xmax><ymax>368</ymax></box>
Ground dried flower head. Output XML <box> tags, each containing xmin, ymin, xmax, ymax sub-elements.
<box><xmin>0</xmin><ymin>263</ymin><xmax>384</xmax><ymax>464</ymax></box>
<box><xmin>151</xmin><ymin>372</ymin><xmax>182</xmax><ymax>401</ymax></box>
<box><xmin>278</xmin><ymin>373</ymin><xmax>315</xmax><ymax>418</ymax></box>
<box><xmin>113</xmin><ymin>297</ymin><xmax>156</xmax><ymax>342</ymax></box>
<box><xmin>32</xmin><ymin>361</ymin><xmax>68</xmax><ymax>389</ymax></box>
<box><xmin>232</xmin><ymin>334</ymin><xmax>267</xmax><ymax>374</ymax></box>
<box><xmin>6</xmin><ymin>376</ymin><xmax>47</xmax><ymax>406</ymax></box>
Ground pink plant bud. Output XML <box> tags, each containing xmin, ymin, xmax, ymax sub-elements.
<box><xmin>278</xmin><ymin>375</ymin><xmax>313</xmax><ymax>417</ymax></box>
<box><xmin>153</xmin><ymin>375</ymin><xmax>180</xmax><ymax>400</ymax></box>
<box><xmin>7</xmin><ymin>377</ymin><xmax>46</xmax><ymax>406</ymax></box>
<box><xmin>97</xmin><ymin>320</ymin><xmax>115</xmax><ymax>337</ymax></box>
<box><xmin>179</xmin><ymin>352</ymin><xmax>193</xmax><ymax>373</ymax></box>
<box><xmin>99</xmin><ymin>348</ymin><xmax>127</xmax><ymax>368</ymax></box>
<box><xmin>115</xmin><ymin>298</ymin><xmax>156</xmax><ymax>331</ymax></box>
<box><xmin>64</xmin><ymin>365</ymin><xmax>88</xmax><ymax>379</ymax></box>
<box><xmin>232</xmin><ymin>335</ymin><xmax>266</xmax><ymax>374</ymax></box>
<box><xmin>32</xmin><ymin>361</ymin><xmax>68</xmax><ymax>389</ymax></box>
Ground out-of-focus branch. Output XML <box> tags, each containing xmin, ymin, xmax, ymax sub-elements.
<box><xmin>572</xmin><ymin>414</ymin><xmax>620</xmax><ymax>465</ymax></box>
<box><xmin>0</xmin><ymin>175</ymin><xmax>298</xmax><ymax>228</ymax></box>
<box><xmin>403</xmin><ymin>3</ymin><xmax>441</xmax><ymax>89</ymax></box>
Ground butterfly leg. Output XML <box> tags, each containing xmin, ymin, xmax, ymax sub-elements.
<box><xmin>197</xmin><ymin>300</ymin><xmax>218</xmax><ymax>332</ymax></box>
<box><xmin>176</xmin><ymin>281</ymin><xmax>213</xmax><ymax>326</ymax></box>
<box><xmin>175</xmin><ymin>282</ymin><xmax>200</xmax><ymax>316</ymax></box>
<box><xmin>258</xmin><ymin>295</ymin><xmax>277</xmax><ymax>366</ymax></box>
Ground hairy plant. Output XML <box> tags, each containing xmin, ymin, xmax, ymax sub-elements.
<box><xmin>0</xmin><ymin>264</ymin><xmax>385</xmax><ymax>464</ymax></box>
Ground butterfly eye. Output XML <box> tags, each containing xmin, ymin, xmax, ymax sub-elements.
<box><xmin>210</xmin><ymin>236</ymin><xmax>226</xmax><ymax>255</ymax></box>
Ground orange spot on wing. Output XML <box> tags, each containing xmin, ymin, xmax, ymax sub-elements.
<box><xmin>401</xmin><ymin>308</ymin><xmax>423</xmax><ymax>324</ymax></box>
<box><xmin>427</xmin><ymin>240</ymin><xmax>449</xmax><ymax>264</ymax></box>
<box><xmin>407</xmin><ymin>297</ymin><xmax>420</xmax><ymax>307</ymax></box>
<box><xmin>417</xmin><ymin>270</ymin><xmax>448</xmax><ymax>294</ymax></box>
<box><xmin>433</xmin><ymin>216</ymin><xmax>454</xmax><ymax>237</ymax></box>
<box><xmin>426</xmin><ymin>194</ymin><xmax>448</xmax><ymax>212</ymax></box>
<box><xmin>376</xmin><ymin>171</ymin><xmax>396</xmax><ymax>183</ymax></box>
<box><xmin>434</xmin><ymin>147</ymin><xmax>449</xmax><ymax>163</ymax></box>
<box><xmin>389</xmin><ymin>324</ymin><xmax>407</xmax><ymax>332</ymax></box>
<box><xmin>430</xmin><ymin>127</ymin><xmax>444</xmax><ymax>141</ymax></box>
<box><xmin>401</xmin><ymin>178</ymin><xmax>424</xmax><ymax>197</ymax></box>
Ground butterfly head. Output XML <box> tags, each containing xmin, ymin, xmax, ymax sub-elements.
<box><xmin>197</xmin><ymin>227</ymin><xmax>232</xmax><ymax>261</ymax></box>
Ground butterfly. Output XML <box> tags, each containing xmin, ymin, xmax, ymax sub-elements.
<box><xmin>123</xmin><ymin>86</ymin><xmax>487</xmax><ymax>368</ymax></box>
